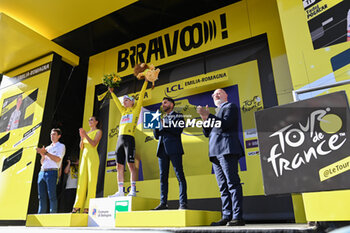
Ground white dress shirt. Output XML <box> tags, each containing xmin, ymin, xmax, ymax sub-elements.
<box><xmin>41</xmin><ymin>141</ymin><xmax>66</xmax><ymax>169</ymax></box>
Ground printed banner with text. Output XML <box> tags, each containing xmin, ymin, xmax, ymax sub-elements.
<box><xmin>255</xmin><ymin>91</ymin><xmax>350</xmax><ymax>195</ymax></box>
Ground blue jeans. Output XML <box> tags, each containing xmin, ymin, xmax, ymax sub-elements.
<box><xmin>158</xmin><ymin>153</ymin><xmax>187</xmax><ymax>205</ymax></box>
<box><xmin>211</xmin><ymin>154</ymin><xmax>243</xmax><ymax>220</ymax></box>
<box><xmin>37</xmin><ymin>170</ymin><xmax>58</xmax><ymax>213</ymax></box>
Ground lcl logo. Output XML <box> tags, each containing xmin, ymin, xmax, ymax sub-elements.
<box><xmin>164</xmin><ymin>84</ymin><xmax>184</xmax><ymax>98</ymax></box>
<box><xmin>166</xmin><ymin>84</ymin><xmax>184</xmax><ymax>93</ymax></box>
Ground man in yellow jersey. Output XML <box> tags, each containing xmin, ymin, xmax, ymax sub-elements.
<box><xmin>108</xmin><ymin>79</ymin><xmax>149</xmax><ymax>197</ymax></box>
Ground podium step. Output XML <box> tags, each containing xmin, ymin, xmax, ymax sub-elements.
<box><xmin>88</xmin><ymin>196</ymin><xmax>159</xmax><ymax>227</ymax></box>
<box><xmin>26</xmin><ymin>213</ymin><xmax>87</xmax><ymax>227</ymax></box>
<box><xmin>115</xmin><ymin>210</ymin><xmax>221</xmax><ymax>227</ymax></box>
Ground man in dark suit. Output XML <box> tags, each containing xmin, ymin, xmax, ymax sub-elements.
<box><xmin>197</xmin><ymin>89</ymin><xmax>244</xmax><ymax>226</ymax></box>
<box><xmin>153</xmin><ymin>97</ymin><xmax>188</xmax><ymax>210</ymax></box>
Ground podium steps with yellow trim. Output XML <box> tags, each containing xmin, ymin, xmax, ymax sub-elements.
<box><xmin>26</xmin><ymin>213</ymin><xmax>88</xmax><ymax>227</ymax></box>
<box><xmin>115</xmin><ymin>210</ymin><xmax>221</xmax><ymax>227</ymax></box>
<box><xmin>26</xmin><ymin>196</ymin><xmax>221</xmax><ymax>227</ymax></box>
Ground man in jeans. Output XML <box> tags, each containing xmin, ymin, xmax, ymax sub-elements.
<box><xmin>197</xmin><ymin>89</ymin><xmax>244</xmax><ymax>226</ymax></box>
<box><xmin>36</xmin><ymin>128</ymin><xmax>66</xmax><ymax>213</ymax></box>
<box><xmin>153</xmin><ymin>97</ymin><xmax>187</xmax><ymax>210</ymax></box>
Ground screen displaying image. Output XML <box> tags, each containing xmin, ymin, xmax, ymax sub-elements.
<box><xmin>0</xmin><ymin>89</ymin><xmax>38</xmax><ymax>133</ymax></box>
<box><xmin>303</xmin><ymin>0</ymin><xmax>350</xmax><ymax>49</ymax></box>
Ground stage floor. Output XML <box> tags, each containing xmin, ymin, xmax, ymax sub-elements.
<box><xmin>0</xmin><ymin>224</ymin><xmax>317</xmax><ymax>233</ymax></box>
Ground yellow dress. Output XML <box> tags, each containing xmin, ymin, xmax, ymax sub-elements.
<box><xmin>73</xmin><ymin>130</ymin><xmax>100</xmax><ymax>210</ymax></box>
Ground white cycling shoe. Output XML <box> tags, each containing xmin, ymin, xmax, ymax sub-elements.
<box><xmin>108</xmin><ymin>191</ymin><xmax>124</xmax><ymax>197</ymax></box>
<box><xmin>127</xmin><ymin>191</ymin><xmax>136</xmax><ymax>197</ymax></box>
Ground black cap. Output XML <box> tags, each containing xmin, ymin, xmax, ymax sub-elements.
<box><xmin>163</xmin><ymin>97</ymin><xmax>175</xmax><ymax>106</ymax></box>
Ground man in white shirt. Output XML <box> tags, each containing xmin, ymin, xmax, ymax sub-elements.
<box><xmin>36</xmin><ymin>128</ymin><xmax>66</xmax><ymax>213</ymax></box>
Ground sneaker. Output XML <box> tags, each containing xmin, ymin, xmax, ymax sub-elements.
<box><xmin>108</xmin><ymin>191</ymin><xmax>124</xmax><ymax>197</ymax></box>
<box><xmin>127</xmin><ymin>191</ymin><xmax>136</xmax><ymax>197</ymax></box>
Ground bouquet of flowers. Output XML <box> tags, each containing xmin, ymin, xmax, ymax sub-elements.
<box><xmin>98</xmin><ymin>73</ymin><xmax>122</xmax><ymax>102</ymax></box>
<box><xmin>102</xmin><ymin>73</ymin><xmax>122</xmax><ymax>88</ymax></box>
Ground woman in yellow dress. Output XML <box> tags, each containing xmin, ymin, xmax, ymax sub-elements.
<box><xmin>72</xmin><ymin>116</ymin><xmax>102</xmax><ymax>213</ymax></box>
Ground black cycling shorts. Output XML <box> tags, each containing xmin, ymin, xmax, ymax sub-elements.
<box><xmin>116</xmin><ymin>135</ymin><xmax>135</xmax><ymax>164</ymax></box>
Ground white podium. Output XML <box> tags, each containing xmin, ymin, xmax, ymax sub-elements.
<box><xmin>88</xmin><ymin>196</ymin><xmax>159</xmax><ymax>227</ymax></box>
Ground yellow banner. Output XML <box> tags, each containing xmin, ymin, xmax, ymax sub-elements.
<box><xmin>0</xmin><ymin>55</ymin><xmax>52</xmax><ymax>220</ymax></box>
<box><xmin>162</xmin><ymin>70</ymin><xmax>229</xmax><ymax>99</ymax></box>
<box><xmin>92</xmin><ymin>2</ymin><xmax>250</xmax><ymax>78</ymax></box>
<box><xmin>319</xmin><ymin>156</ymin><xmax>350</xmax><ymax>181</ymax></box>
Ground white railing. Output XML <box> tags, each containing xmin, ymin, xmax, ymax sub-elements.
<box><xmin>292</xmin><ymin>79</ymin><xmax>350</xmax><ymax>101</ymax></box>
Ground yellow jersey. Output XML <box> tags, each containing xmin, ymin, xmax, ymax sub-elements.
<box><xmin>111</xmin><ymin>80</ymin><xmax>148</xmax><ymax>136</ymax></box>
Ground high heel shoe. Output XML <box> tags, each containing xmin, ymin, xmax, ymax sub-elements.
<box><xmin>72</xmin><ymin>207</ymin><xmax>80</xmax><ymax>213</ymax></box>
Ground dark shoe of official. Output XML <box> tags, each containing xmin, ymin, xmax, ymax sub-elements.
<box><xmin>210</xmin><ymin>218</ymin><xmax>230</xmax><ymax>226</ymax></box>
<box><xmin>178</xmin><ymin>203</ymin><xmax>188</xmax><ymax>210</ymax></box>
<box><xmin>226</xmin><ymin>219</ymin><xmax>245</xmax><ymax>226</ymax></box>
<box><xmin>308</xmin><ymin>221</ymin><xmax>317</xmax><ymax>227</ymax></box>
<box><xmin>72</xmin><ymin>208</ymin><xmax>80</xmax><ymax>213</ymax></box>
<box><xmin>153</xmin><ymin>203</ymin><xmax>168</xmax><ymax>210</ymax></box>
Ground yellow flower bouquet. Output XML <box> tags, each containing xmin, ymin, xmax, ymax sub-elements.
<box><xmin>98</xmin><ymin>73</ymin><xmax>122</xmax><ymax>101</ymax></box>
<box><xmin>102</xmin><ymin>73</ymin><xmax>122</xmax><ymax>88</ymax></box>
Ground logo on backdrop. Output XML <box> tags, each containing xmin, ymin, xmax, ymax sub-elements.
<box><xmin>268</xmin><ymin>107</ymin><xmax>346</xmax><ymax>178</ymax></box>
<box><xmin>117</xmin><ymin>14</ymin><xmax>229</xmax><ymax>72</ymax></box>
<box><xmin>242</xmin><ymin>96</ymin><xmax>262</xmax><ymax>113</ymax></box>
<box><xmin>255</xmin><ymin>91</ymin><xmax>350</xmax><ymax>195</ymax></box>
<box><xmin>92</xmin><ymin>208</ymin><xmax>97</xmax><ymax>216</ymax></box>
<box><xmin>164</xmin><ymin>71</ymin><xmax>228</xmax><ymax>98</ymax></box>
<box><xmin>115</xmin><ymin>200</ymin><xmax>130</xmax><ymax>213</ymax></box>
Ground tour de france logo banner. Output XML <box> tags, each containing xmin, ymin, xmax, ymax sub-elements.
<box><xmin>255</xmin><ymin>91</ymin><xmax>350</xmax><ymax>195</ymax></box>
<box><xmin>303</xmin><ymin>0</ymin><xmax>350</xmax><ymax>49</ymax></box>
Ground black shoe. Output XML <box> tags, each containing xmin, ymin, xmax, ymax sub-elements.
<box><xmin>210</xmin><ymin>218</ymin><xmax>230</xmax><ymax>226</ymax></box>
<box><xmin>226</xmin><ymin>219</ymin><xmax>245</xmax><ymax>226</ymax></box>
<box><xmin>153</xmin><ymin>203</ymin><xmax>168</xmax><ymax>210</ymax></box>
<box><xmin>178</xmin><ymin>204</ymin><xmax>188</xmax><ymax>210</ymax></box>
<box><xmin>308</xmin><ymin>221</ymin><xmax>317</xmax><ymax>227</ymax></box>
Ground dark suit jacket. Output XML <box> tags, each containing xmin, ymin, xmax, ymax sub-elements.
<box><xmin>153</xmin><ymin>111</ymin><xmax>184</xmax><ymax>157</ymax></box>
<box><xmin>203</xmin><ymin>102</ymin><xmax>244</xmax><ymax>158</ymax></box>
